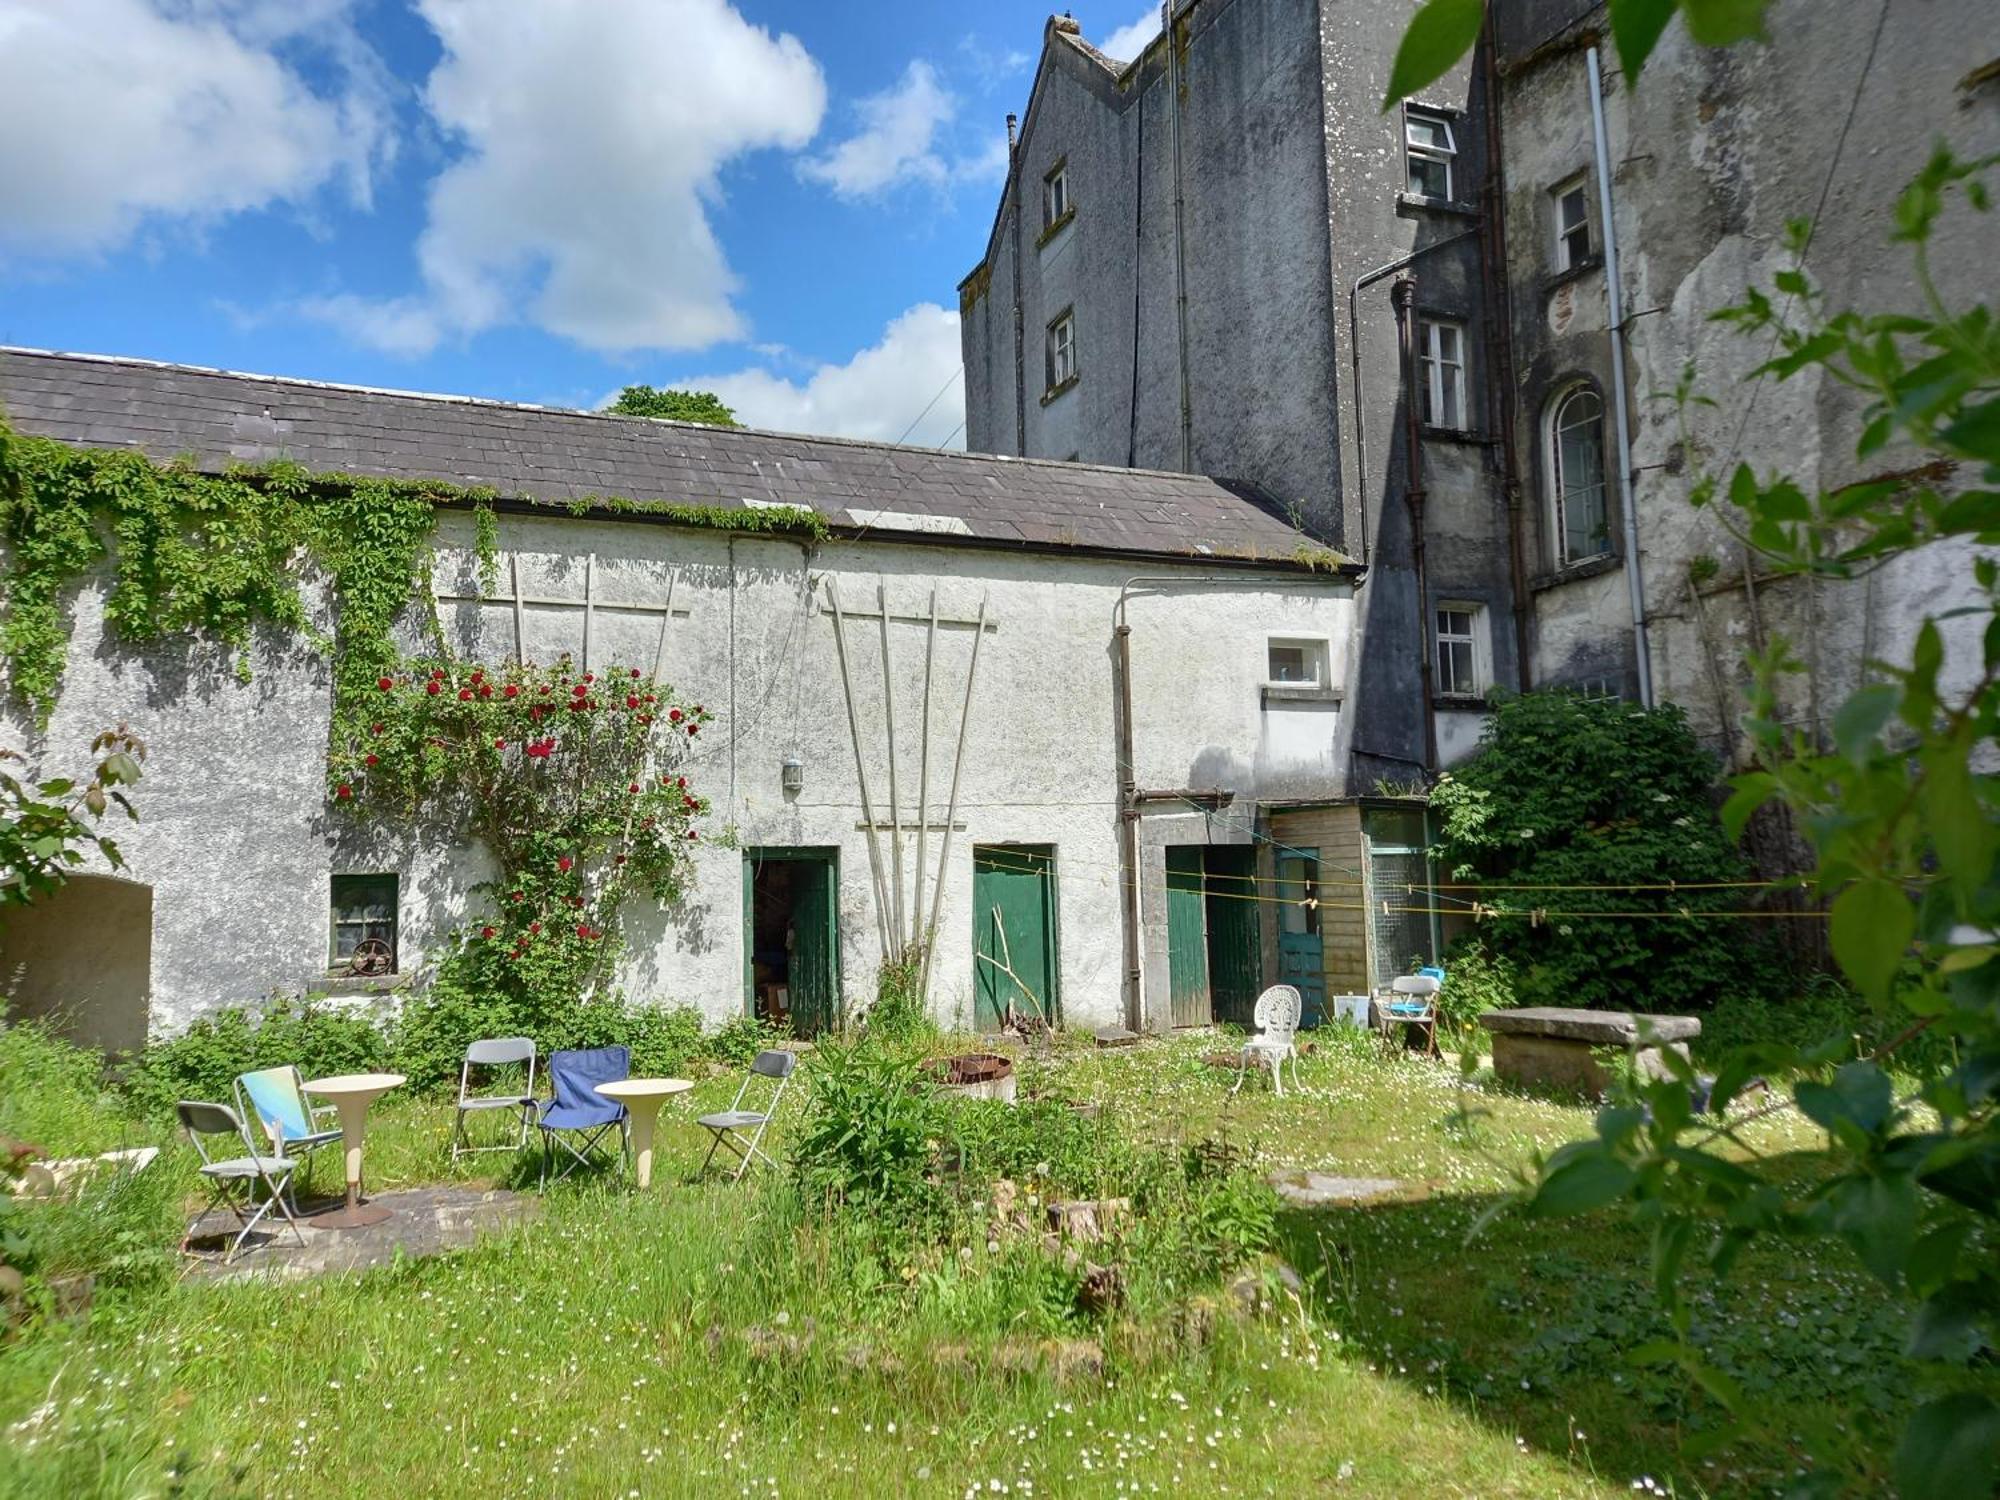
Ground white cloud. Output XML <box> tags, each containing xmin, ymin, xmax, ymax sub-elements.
<box><xmin>312</xmin><ymin>0</ymin><xmax>825</xmax><ymax>356</ymax></box>
<box><xmin>800</xmin><ymin>60</ymin><xmax>955</xmax><ymax>200</ymax></box>
<box><xmin>665</xmin><ymin>303</ymin><xmax>965</xmax><ymax>448</ymax></box>
<box><xmin>0</xmin><ymin>0</ymin><xmax>392</xmax><ymax>256</ymax></box>
<box><xmin>1097</xmin><ymin>6</ymin><xmax>1163</xmax><ymax>61</ymax></box>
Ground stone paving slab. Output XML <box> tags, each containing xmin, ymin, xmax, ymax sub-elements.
<box><xmin>1268</xmin><ymin>1171</ymin><xmax>1405</xmax><ymax>1208</ymax></box>
<box><xmin>1477</xmin><ymin>1007</ymin><xmax>1701</xmax><ymax>1044</ymax></box>
<box><xmin>182</xmin><ymin>1185</ymin><xmax>540</xmax><ymax>1284</ymax></box>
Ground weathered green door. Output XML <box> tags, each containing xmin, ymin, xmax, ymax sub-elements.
<box><xmin>972</xmin><ymin>845</ymin><xmax>1058</xmax><ymax>1030</ymax></box>
<box><xmin>1276</xmin><ymin>853</ymin><xmax>1326</xmax><ymax>1026</ymax></box>
<box><xmin>1165</xmin><ymin>846</ymin><xmax>1211</xmax><ymax>1027</ymax></box>
<box><xmin>788</xmin><ymin>855</ymin><xmax>839</xmax><ymax>1038</ymax></box>
<box><xmin>1204</xmin><ymin>847</ymin><xmax>1261</xmax><ymax>1027</ymax></box>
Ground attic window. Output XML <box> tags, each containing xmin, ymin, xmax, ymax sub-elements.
<box><xmin>1045</xmin><ymin>310</ymin><xmax>1078</xmax><ymax>395</ymax></box>
<box><xmin>1044</xmin><ymin>161</ymin><xmax>1070</xmax><ymax>227</ymax></box>
<box><xmin>1553</xmin><ymin>179</ymin><xmax>1591</xmax><ymax>270</ymax></box>
<box><xmin>1405</xmin><ymin>108</ymin><xmax>1456</xmax><ymax>202</ymax></box>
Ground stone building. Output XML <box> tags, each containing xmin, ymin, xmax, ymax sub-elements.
<box><xmin>960</xmin><ymin>1</ymin><xmax>2000</xmax><ymax>778</ymax></box>
<box><xmin>0</xmin><ymin>347</ymin><xmax>1428</xmax><ymax>1044</ymax></box>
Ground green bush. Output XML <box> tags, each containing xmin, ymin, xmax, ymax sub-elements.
<box><xmin>121</xmin><ymin>997</ymin><xmax>390</xmax><ymax>1119</ymax></box>
<box><xmin>707</xmin><ymin>1012</ymin><xmax>786</xmax><ymax>1068</ymax></box>
<box><xmin>790</xmin><ymin>1037</ymin><xmax>946</xmax><ymax>1229</ymax></box>
<box><xmin>1435</xmin><ymin>947</ymin><xmax>1518</xmax><ymax>1036</ymax></box>
<box><xmin>861</xmin><ymin>949</ymin><xmax>935</xmax><ymax>1044</ymax></box>
<box><xmin>1696</xmin><ymin>973</ymin><xmax>1956</xmax><ymax>1077</ymax></box>
<box><xmin>1430</xmin><ymin>691</ymin><xmax>1775</xmax><ymax>1014</ymax></box>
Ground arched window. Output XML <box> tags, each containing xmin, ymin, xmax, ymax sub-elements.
<box><xmin>1548</xmin><ymin>385</ymin><xmax>1610</xmax><ymax>565</ymax></box>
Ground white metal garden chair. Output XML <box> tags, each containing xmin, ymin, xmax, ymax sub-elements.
<box><xmin>1232</xmin><ymin>985</ymin><xmax>1304</xmax><ymax>1097</ymax></box>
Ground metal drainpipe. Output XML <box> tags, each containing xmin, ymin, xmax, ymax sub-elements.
<box><xmin>1587</xmin><ymin>45</ymin><xmax>1654</xmax><ymax>707</ymax></box>
<box><xmin>1392</xmin><ymin>278</ymin><xmax>1439</xmax><ymax>771</ymax></box>
<box><xmin>1346</xmin><ymin>227</ymin><xmax>1480</xmax><ymax>565</ymax></box>
<box><xmin>1477</xmin><ymin>22</ymin><xmax>1533</xmax><ymax>691</ymax></box>
<box><xmin>1166</xmin><ymin>2</ymin><xmax>1193</xmax><ymax>471</ymax></box>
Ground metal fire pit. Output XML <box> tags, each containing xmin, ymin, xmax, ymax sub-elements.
<box><xmin>925</xmin><ymin>1053</ymin><xmax>1018</xmax><ymax>1104</ymax></box>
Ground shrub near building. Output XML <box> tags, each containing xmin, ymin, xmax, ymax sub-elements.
<box><xmin>1429</xmin><ymin>691</ymin><xmax>1773</xmax><ymax>1014</ymax></box>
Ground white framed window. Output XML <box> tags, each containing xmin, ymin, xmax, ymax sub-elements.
<box><xmin>1266</xmin><ymin>636</ymin><xmax>1329</xmax><ymax>688</ymax></box>
<box><xmin>1549</xmin><ymin>384</ymin><xmax>1612</xmax><ymax>564</ymax></box>
<box><xmin>1404</xmin><ymin>108</ymin><xmax>1456</xmax><ymax>201</ymax></box>
<box><xmin>1046</xmin><ymin>311</ymin><xmax>1077</xmax><ymax>391</ymax></box>
<box><xmin>1044</xmin><ymin>162</ymin><xmax>1070</xmax><ymax>226</ymax></box>
<box><xmin>1418</xmin><ymin>319</ymin><xmax>1466</xmax><ymax>430</ymax></box>
<box><xmin>1434</xmin><ymin>602</ymin><xmax>1488</xmax><ymax>697</ymax></box>
<box><xmin>1553</xmin><ymin>179</ymin><xmax>1591</xmax><ymax>270</ymax></box>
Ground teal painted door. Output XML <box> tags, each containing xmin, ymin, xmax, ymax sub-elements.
<box><xmin>972</xmin><ymin>846</ymin><xmax>1058</xmax><ymax>1030</ymax></box>
<box><xmin>1203</xmin><ymin>848</ymin><xmax>1261</xmax><ymax>1027</ymax></box>
<box><xmin>1276</xmin><ymin>853</ymin><xmax>1326</xmax><ymax>1026</ymax></box>
<box><xmin>789</xmin><ymin>855</ymin><xmax>839</xmax><ymax>1038</ymax></box>
<box><xmin>1166</xmin><ymin>846</ymin><xmax>1210</xmax><ymax>1027</ymax></box>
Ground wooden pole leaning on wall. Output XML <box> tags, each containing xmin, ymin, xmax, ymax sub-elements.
<box><xmin>912</xmin><ymin>588</ymin><xmax>938</xmax><ymax>957</ymax></box>
<box><xmin>920</xmin><ymin>592</ymin><xmax>989</xmax><ymax>1004</ymax></box>
<box><xmin>879</xmin><ymin>582</ymin><xmax>906</xmax><ymax>960</ymax></box>
<box><xmin>649</xmin><ymin>569</ymin><xmax>678</xmax><ymax>685</ymax></box>
<box><xmin>826</xmin><ymin>578</ymin><xmax>895</xmax><ymax>958</ymax></box>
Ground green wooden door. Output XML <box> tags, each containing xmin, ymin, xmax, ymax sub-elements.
<box><xmin>1204</xmin><ymin>847</ymin><xmax>1261</xmax><ymax>1027</ymax></box>
<box><xmin>1165</xmin><ymin>846</ymin><xmax>1210</xmax><ymax>1027</ymax></box>
<box><xmin>788</xmin><ymin>855</ymin><xmax>839</xmax><ymax>1038</ymax></box>
<box><xmin>1276</xmin><ymin>854</ymin><xmax>1326</xmax><ymax>1026</ymax></box>
<box><xmin>972</xmin><ymin>845</ymin><xmax>1057</xmax><ymax>1030</ymax></box>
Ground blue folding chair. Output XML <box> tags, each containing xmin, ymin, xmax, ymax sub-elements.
<box><xmin>536</xmin><ymin>1045</ymin><xmax>631</xmax><ymax>1186</ymax></box>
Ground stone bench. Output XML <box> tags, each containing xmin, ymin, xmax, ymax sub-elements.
<box><xmin>1477</xmin><ymin>1007</ymin><xmax>1700</xmax><ymax>1097</ymax></box>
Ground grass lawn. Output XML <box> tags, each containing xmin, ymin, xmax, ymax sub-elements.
<box><xmin>0</xmin><ymin>1027</ymin><xmax>1968</xmax><ymax>1497</ymax></box>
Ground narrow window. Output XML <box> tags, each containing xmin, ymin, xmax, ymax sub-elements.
<box><xmin>1044</xmin><ymin>162</ymin><xmax>1070</xmax><ymax>227</ymax></box>
<box><xmin>1046</xmin><ymin>311</ymin><xmax>1077</xmax><ymax>392</ymax></box>
<box><xmin>1404</xmin><ymin>109</ymin><xmax>1456</xmax><ymax>201</ymax></box>
<box><xmin>1266</xmin><ymin>637</ymin><xmax>1327</xmax><ymax>687</ymax></box>
<box><xmin>330</xmin><ymin>873</ymin><xmax>398</xmax><ymax>972</ymax></box>
<box><xmin>1434</xmin><ymin>603</ymin><xmax>1485</xmax><ymax>697</ymax></box>
<box><xmin>1554</xmin><ymin>181</ymin><xmax>1591</xmax><ymax>270</ymax></box>
<box><xmin>1418</xmin><ymin>319</ymin><xmax>1466</xmax><ymax>430</ymax></box>
<box><xmin>1549</xmin><ymin>386</ymin><xmax>1612</xmax><ymax>564</ymax></box>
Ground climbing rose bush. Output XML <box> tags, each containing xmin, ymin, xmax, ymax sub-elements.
<box><xmin>332</xmin><ymin>653</ymin><xmax>712</xmax><ymax>1006</ymax></box>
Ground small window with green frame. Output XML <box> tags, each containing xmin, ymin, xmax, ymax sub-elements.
<box><xmin>330</xmin><ymin>873</ymin><xmax>398</xmax><ymax>972</ymax></box>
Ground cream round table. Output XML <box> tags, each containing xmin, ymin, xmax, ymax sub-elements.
<box><xmin>303</xmin><ymin>1072</ymin><xmax>406</xmax><ymax>1228</ymax></box>
<box><xmin>593</xmin><ymin>1078</ymin><xmax>693</xmax><ymax>1190</ymax></box>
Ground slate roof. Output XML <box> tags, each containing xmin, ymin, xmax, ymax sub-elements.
<box><xmin>0</xmin><ymin>348</ymin><xmax>1343</xmax><ymax>571</ymax></box>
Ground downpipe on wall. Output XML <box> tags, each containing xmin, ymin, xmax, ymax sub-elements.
<box><xmin>1166</xmin><ymin>1</ymin><xmax>1193</xmax><ymax>471</ymax></box>
<box><xmin>1392</xmin><ymin>279</ymin><xmax>1439</xmax><ymax>772</ymax></box>
<box><xmin>1587</xmin><ymin>44</ymin><xmax>1655</xmax><ymax>707</ymax></box>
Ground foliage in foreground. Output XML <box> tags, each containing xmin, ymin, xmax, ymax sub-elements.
<box><xmin>0</xmin><ymin>726</ymin><xmax>145</xmax><ymax>909</ymax></box>
<box><xmin>1430</xmin><ymin>689</ymin><xmax>1772</xmax><ymax>1013</ymax></box>
<box><xmin>1508</xmin><ymin>150</ymin><xmax>2000</xmax><ymax>1499</ymax></box>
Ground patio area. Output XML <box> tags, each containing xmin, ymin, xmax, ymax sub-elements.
<box><xmin>182</xmin><ymin>1184</ymin><xmax>541</xmax><ymax>1284</ymax></box>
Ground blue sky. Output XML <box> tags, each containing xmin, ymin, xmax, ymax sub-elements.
<box><xmin>0</xmin><ymin>0</ymin><xmax>1165</xmax><ymax>446</ymax></box>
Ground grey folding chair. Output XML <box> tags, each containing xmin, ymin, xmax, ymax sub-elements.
<box><xmin>177</xmin><ymin>1100</ymin><xmax>306</xmax><ymax>1263</ymax></box>
<box><xmin>697</xmin><ymin>1049</ymin><xmax>795</xmax><ymax>1181</ymax></box>
<box><xmin>451</xmin><ymin>1037</ymin><xmax>538</xmax><ymax>1162</ymax></box>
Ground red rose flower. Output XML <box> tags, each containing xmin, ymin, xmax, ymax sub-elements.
<box><xmin>686</xmin><ymin>829</ymin><xmax>699</xmax><ymax>841</ymax></box>
<box><xmin>693</xmin><ymin>705</ymin><xmax>704</xmax><ymax>715</ymax></box>
<box><xmin>668</xmin><ymin>708</ymin><xmax>683</xmax><ymax>723</ymax></box>
<box><xmin>504</xmin><ymin>684</ymin><xmax>520</xmax><ymax>699</ymax></box>
<box><xmin>494</xmin><ymin>738</ymin><xmax>507</xmax><ymax>749</ymax></box>
<box><xmin>576</xmin><ymin>923</ymin><xmax>593</xmax><ymax>939</ymax></box>
<box><xmin>687</xmin><ymin>724</ymin><xmax>700</xmax><ymax>736</ymax></box>
<box><xmin>470</xmin><ymin>669</ymin><xmax>484</xmax><ymax>683</ymax></box>
<box><xmin>572</xmin><ymin>684</ymin><xmax>589</xmax><ymax>699</ymax></box>
<box><xmin>638</xmin><ymin>714</ymin><xmax>652</xmax><ymax>725</ymax></box>
<box><xmin>644</xmin><ymin>695</ymin><xmax>656</xmax><ymax>704</ymax></box>
<box><xmin>557</xmin><ymin>855</ymin><xmax>573</xmax><ymax>872</ymax></box>
<box><xmin>336</xmin><ymin>783</ymin><xmax>353</xmax><ymax>800</ymax></box>
<box><xmin>370</xmin><ymin>723</ymin><xmax>384</xmax><ymax>735</ymax></box>
<box><xmin>481</xmin><ymin>926</ymin><xmax>497</xmax><ymax>939</ymax></box>
<box><xmin>677</xmin><ymin>776</ymin><xmax>687</xmax><ymax>789</ymax></box>
<box><xmin>377</xmin><ymin>676</ymin><xmax>395</xmax><ymax>691</ymax></box>
<box><xmin>365</xmin><ymin>753</ymin><xmax>380</xmax><ymax>766</ymax></box>
<box><xmin>570</xmin><ymin>895</ymin><xmax>584</xmax><ymax>908</ymax></box>
<box><xmin>583</xmin><ymin>673</ymin><xmax>595</xmax><ymax>684</ymax></box>
<box><xmin>614</xmin><ymin>854</ymin><xmax>627</xmax><ymax>865</ymax></box>
<box><xmin>430</xmin><ymin>666</ymin><xmax>445</xmax><ymax>679</ymax></box>
<box><xmin>426</xmin><ymin>680</ymin><xmax>442</xmax><ymax>695</ymax></box>
<box><xmin>458</xmin><ymin>688</ymin><xmax>473</xmax><ymax>701</ymax></box>
<box><xmin>626</xmin><ymin>695</ymin><xmax>640</xmax><ymax>709</ymax></box>
<box><xmin>630</xmin><ymin>668</ymin><xmax>641</xmax><ymax>679</ymax></box>
<box><xmin>628</xmin><ymin>782</ymin><xmax>641</xmax><ymax>794</ymax></box>
<box><xmin>540</xmin><ymin>684</ymin><xmax>553</xmax><ymax>696</ymax></box>
<box><xmin>510</xmin><ymin>890</ymin><xmax>524</xmax><ymax>901</ymax></box>
<box><xmin>478</xmin><ymin>684</ymin><xmax>493</xmax><ymax>698</ymax></box>
<box><xmin>529</xmin><ymin>921</ymin><xmax>542</xmax><ymax>935</ymax></box>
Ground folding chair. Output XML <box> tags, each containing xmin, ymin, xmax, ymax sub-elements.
<box><xmin>234</xmin><ymin>1065</ymin><xmax>342</xmax><ymax>1208</ymax></box>
<box><xmin>451</xmin><ymin>1037</ymin><xmax>537</xmax><ymax>1162</ymax></box>
<box><xmin>1232</xmin><ymin>985</ymin><xmax>1304</xmax><ymax>1097</ymax></box>
<box><xmin>697</xmin><ymin>1049</ymin><xmax>795</xmax><ymax>1181</ymax></box>
<box><xmin>536</xmin><ymin>1045</ymin><xmax>631</xmax><ymax>1187</ymax></box>
<box><xmin>176</xmin><ymin>1100</ymin><xmax>306</xmax><ymax>1263</ymax></box>
<box><xmin>1377</xmin><ymin>974</ymin><xmax>1442</xmax><ymax>1058</ymax></box>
